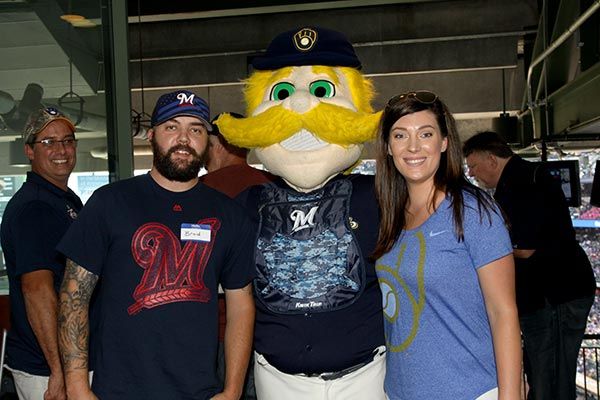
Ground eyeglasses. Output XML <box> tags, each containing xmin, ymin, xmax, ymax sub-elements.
<box><xmin>387</xmin><ymin>90</ymin><xmax>438</xmax><ymax>106</ymax></box>
<box><xmin>30</xmin><ymin>138</ymin><xmax>78</xmax><ymax>149</ymax></box>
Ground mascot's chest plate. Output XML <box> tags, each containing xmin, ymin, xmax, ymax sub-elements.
<box><xmin>255</xmin><ymin>179</ymin><xmax>365</xmax><ymax>314</ymax></box>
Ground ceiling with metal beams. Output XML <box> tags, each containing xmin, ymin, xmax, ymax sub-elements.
<box><xmin>0</xmin><ymin>0</ymin><xmax>599</xmax><ymax>173</ymax></box>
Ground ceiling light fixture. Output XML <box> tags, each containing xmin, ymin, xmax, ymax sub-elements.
<box><xmin>71</xmin><ymin>19</ymin><xmax>97</xmax><ymax>28</ymax></box>
<box><xmin>60</xmin><ymin>14</ymin><xmax>85</xmax><ymax>22</ymax></box>
<box><xmin>492</xmin><ymin>69</ymin><xmax>519</xmax><ymax>144</ymax></box>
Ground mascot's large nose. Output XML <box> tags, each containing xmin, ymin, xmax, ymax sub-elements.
<box><xmin>284</xmin><ymin>90</ymin><xmax>318</xmax><ymax>114</ymax></box>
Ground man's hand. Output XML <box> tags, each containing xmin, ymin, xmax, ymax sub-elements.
<box><xmin>65</xmin><ymin>388</ymin><xmax>98</xmax><ymax>400</ymax></box>
<box><xmin>211</xmin><ymin>392</ymin><xmax>237</xmax><ymax>400</ymax></box>
<box><xmin>44</xmin><ymin>372</ymin><xmax>66</xmax><ymax>400</ymax></box>
<box><xmin>63</xmin><ymin>379</ymin><xmax>98</xmax><ymax>400</ymax></box>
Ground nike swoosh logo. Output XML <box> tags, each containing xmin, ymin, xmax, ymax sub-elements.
<box><xmin>429</xmin><ymin>230</ymin><xmax>448</xmax><ymax>237</ymax></box>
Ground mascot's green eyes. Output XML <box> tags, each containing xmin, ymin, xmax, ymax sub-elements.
<box><xmin>270</xmin><ymin>80</ymin><xmax>336</xmax><ymax>101</ymax></box>
<box><xmin>271</xmin><ymin>82</ymin><xmax>296</xmax><ymax>101</ymax></box>
<box><xmin>309</xmin><ymin>80</ymin><xmax>335</xmax><ymax>98</ymax></box>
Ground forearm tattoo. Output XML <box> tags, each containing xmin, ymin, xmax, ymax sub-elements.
<box><xmin>58</xmin><ymin>259</ymin><xmax>98</xmax><ymax>372</ymax></box>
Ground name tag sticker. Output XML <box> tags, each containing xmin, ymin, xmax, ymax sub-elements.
<box><xmin>181</xmin><ymin>223</ymin><xmax>211</xmax><ymax>242</ymax></box>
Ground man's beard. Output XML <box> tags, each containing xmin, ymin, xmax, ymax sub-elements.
<box><xmin>151</xmin><ymin>139</ymin><xmax>207</xmax><ymax>182</ymax></box>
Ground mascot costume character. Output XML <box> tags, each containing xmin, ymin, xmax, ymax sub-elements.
<box><xmin>217</xmin><ymin>27</ymin><xmax>386</xmax><ymax>400</ymax></box>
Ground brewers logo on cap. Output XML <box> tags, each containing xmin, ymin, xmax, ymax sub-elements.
<box><xmin>293</xmin><ymin>28</ymin><xmax>317</xmax><ymax>52</ymax></box>
<box><xmin>150</xmin><ymin>90</ymin><xmax>212</xmax><ymax>130</ymax></box>
<box><xmin>251</xmin><ymin>26</ymin><xmax>361</xmax><ymax>70</ymax></box>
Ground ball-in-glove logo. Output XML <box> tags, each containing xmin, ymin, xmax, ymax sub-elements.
<box><xmin>293</xmin><ymin>28</ymin><xmax>318</xmax><ymax>52</ymax></box>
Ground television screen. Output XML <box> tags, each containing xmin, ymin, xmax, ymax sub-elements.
<box><xmin>534</xmin><ymin>160</ymin><xmax>581</xmax><ymax>208</ymax></box>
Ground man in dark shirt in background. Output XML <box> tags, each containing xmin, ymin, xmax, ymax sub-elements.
<box><xmin>1</xmin><ymin>107</ymin><xmax>82</xmax><ymax>400</ymax></box>
<box><xmin>464</xmin><ymin>131</ymin><xmax>596</xmax><ymax>400</ymax></box>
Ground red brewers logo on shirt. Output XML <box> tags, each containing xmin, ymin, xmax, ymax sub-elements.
<box><xmin>127</xmin><ymin>218</ymin><xmax>221</xmax><ymax>315</ymax></box>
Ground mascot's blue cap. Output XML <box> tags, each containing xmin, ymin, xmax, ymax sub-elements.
<box><xmin>252</xmin><ymin>26</ymin><xmax>361</xmax><ymax>70</ymax></box>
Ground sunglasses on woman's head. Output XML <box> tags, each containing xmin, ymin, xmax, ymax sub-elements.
<box><xmin>387</xmin><ymin>90</ymin><xmax>438</xmax><ymax>106</ymax></box>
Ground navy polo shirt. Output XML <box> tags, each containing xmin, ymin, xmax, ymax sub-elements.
<box><xmin>0</xmin><ymin>171</ymin><xmax>82</xmax><ymax>375</ymax></box>
<box><xmin>494</xmin><ymin>156</ymin><xmax>595</xmax><ymax>312</ymax></box>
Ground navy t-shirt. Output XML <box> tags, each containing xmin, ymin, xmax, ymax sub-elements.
<box><xmin>57</xmin><ymin>174</ymin><xmax>256</xmax><ymax>400</ymax></box>
<box><xmin>239</xmin><ymin>174</ymin><xmax>384</xmax><ymax>374</ymax></box>
<box><xmin>0</xmin><ymin>171</ymin><xmax>82</xmax><ymax>375</ymax></box>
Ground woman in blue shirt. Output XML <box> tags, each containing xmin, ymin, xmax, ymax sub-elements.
<box><xmin>372</xmin><ymin>91</ymin><xmax>521</xmax><ymax>399</ymax></box>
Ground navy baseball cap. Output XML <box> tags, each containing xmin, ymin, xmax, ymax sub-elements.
<box><xmin>252</xmin><ymin>26</ymin><xmax>361</xmax><ymax>70</ymax></box>
<box><xmin>151</xmin><ymin>90</ymin><xmax>212</xmax><ymax>130</ymax></box>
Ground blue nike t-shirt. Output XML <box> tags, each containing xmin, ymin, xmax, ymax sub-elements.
<box><xmin>376</xmin><ymin>192</ymin><xmax>512</xmax><ymax>399</ymax></box>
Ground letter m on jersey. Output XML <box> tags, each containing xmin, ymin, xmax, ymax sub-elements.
<box><xmin>290</xmin><ymin>206</ymin><xmax>318</xmax><ymax>233</ymax></box>
<box><xmin>127</xmin><ymin>218</ymin><xmax>221</xmax><ymax>315</ymax></box>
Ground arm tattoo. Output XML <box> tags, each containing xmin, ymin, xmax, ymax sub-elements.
<box><xmin>58</xmin><ymin>259</ymin><xmax>98</xmax><ymax>372</ymax></box>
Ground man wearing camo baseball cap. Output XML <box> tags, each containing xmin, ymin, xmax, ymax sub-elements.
<box><xmin>1</xmin><ymin>106</ymin><xmax>82</xmax><ymax>400</ymax></box>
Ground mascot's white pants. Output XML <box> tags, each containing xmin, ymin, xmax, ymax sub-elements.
<box><xmin>254</xmin><ymin>346</ymin><xmax>386</xmax><ymax>400</ymax></box>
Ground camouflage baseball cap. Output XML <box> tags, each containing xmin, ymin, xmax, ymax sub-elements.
<box><xmin>23</xmin><ymin>107</ymin><xmax>75</xmax><ymax>144</ymax></box>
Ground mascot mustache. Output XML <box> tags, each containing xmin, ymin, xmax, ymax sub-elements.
<box><xmin>215</xmin><ymin>103</ymin><xmax>382</xmax><ymax>149</ymax></box>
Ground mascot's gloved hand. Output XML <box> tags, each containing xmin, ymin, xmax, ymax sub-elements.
<box><xmin>216</xmin><ymin>26</ymin><xmax>381</xmax><ymax>192</ymax></box>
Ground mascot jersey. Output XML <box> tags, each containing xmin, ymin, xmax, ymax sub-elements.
<box><xmin>58</xmin><ymin>174</ymin><xmax>256</xmax><ymax>400</ymax></box>
<box><xmin>241</xmin><ymin>174</ymin><xmax>383</xmax><ymax>374</ymax></box>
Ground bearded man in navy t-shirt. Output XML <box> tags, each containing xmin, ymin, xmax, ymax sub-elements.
<box><xmin>57</xmin><ymin>90</ymin><xmax>256</xmax><ymax>400</ymax></box>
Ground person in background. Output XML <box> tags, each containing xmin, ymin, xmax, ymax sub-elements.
<box><xmin>373</xmin><ymin>91</ymin><xmax>521</xmax><ymax>399</ymax></box>
<box><xmin>201</xmin><ymin>112</ymin><xmax>275</xmax><ymax>399</ymax></box>
<box><xmin>201</xmin><ymin>112</ymin><xmax>275</xmax><ymax>197</ymax></box>
<box><xmin>1</xmin><ymin>107</ymin><xmax>82</xmax><ymax>400</ymax></box>
<box><xmin>464</xmin><ymin>131</ymin><xmax>596</xmax><ymax>400</ymax></box>
<box><xmin>56</xmin><ymin>90</ymin><xmax>256</xmax><ymax>400</ymax></box>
